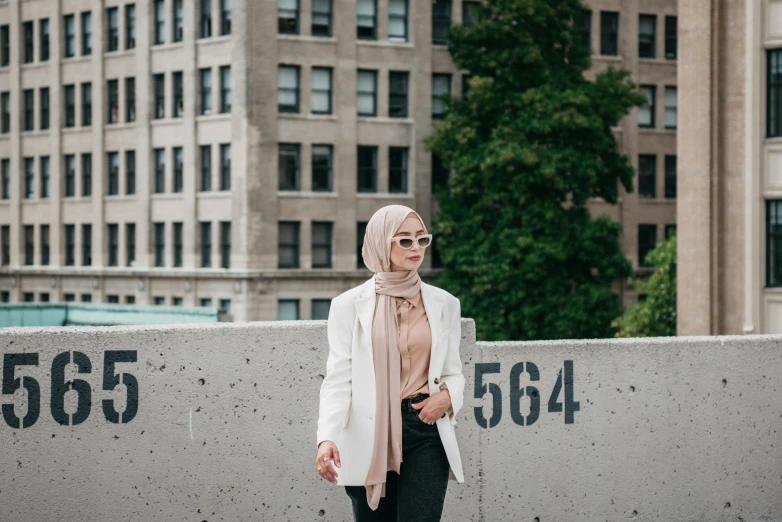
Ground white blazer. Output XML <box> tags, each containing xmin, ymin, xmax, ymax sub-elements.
<box><xmin>316</xmin><ymin>274</ymin><xmax>466</xmax><ymax>486</ymax></box>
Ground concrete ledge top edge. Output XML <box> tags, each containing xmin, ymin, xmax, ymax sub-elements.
<box><xmin>476</xmin><ymin>332</ymin><xmax>782</xmax><ymax>347</ymax></box>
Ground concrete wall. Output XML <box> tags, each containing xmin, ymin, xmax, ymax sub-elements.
<box><xmin>1</xmin><ymin>319</ymin><xmax>781</xmax><ymax>521</ymax></box>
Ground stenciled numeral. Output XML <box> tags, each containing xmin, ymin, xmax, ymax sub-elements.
<box><xmin>474</xmin><ymin>362</ymin><xmax>502</xmax><ymax>428</ymax></box>
<box><xmin>102</xmin><ymin>350</ymin><xmax>138</xmax><ymax>424</ymax></box>
<box><xmin>2</xmin><ymin>353</ymin><xmax>40</xmax><ymax>429</ymax></box>
<box><xmin>51</xmin><ymin>351</ymin><xmax>92</xmax><ymax>426</ymax></box>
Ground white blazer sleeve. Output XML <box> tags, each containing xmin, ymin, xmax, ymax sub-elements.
<box><xmin>440</xmin><ymin>297</ymin><xmax>466</xmax><ymax>426</ymax></box>
<box><xmin>316</xmin><ymin>297</ymin><xmax>353</xmax><ymax>447</ymax></box>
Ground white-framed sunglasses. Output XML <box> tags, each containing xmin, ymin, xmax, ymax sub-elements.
<box><xmin>390</xmin><ymin>234</ymin><xmax>432</xmax><ymax>250</ymax></box>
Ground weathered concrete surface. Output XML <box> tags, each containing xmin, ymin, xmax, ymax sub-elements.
<box><xmin>0</xmin><ymin>321</ymin><xmax>781</xmax><ymax>521</ymax></box>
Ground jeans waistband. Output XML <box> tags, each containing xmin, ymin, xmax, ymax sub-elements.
<box><xmin>401</xmin><ymin>393</ymin><xmax>429</xmax><ymax>413</ymax></box>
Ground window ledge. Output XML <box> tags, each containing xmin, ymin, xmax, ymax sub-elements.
<box><xmin>638</xmin><ymin>57</ymin><xmax>677</xmax><ymax>66</ymax></box>
<box><xmin>278</xmin><ymin>34</ymin><xmax>337</xmax><ymax>45</ymax></box>
<box><xmin>151</xmin><ymin>193</ymin><xmax>184</xmax><ymax>200</ymax></box>
<box><xmin>61</xmin><ymin>127</ymin><xmax>90</xmax><ymax>135</ymax></box>
<box><xmin>103</xmin><ymin>195</ymin><xmax>139</xmax><ymax>202</ymax></box>
<box><xmin>357</xmin><ymin>116</ymin><xmax>414</xmax><ymax>125</ymax></box>
<box><xmin>150</xmin><ymin>42</ymin><xmax>184</xmax><ymax>52</ymax></box>
<box><xmin>196</xmin><ymin>113</ymin><xmax>232</xmax><ymax>122</ymax></box>
<box><xmin>20</xmin><ymin>129</ymin><xmax>50</xmax><ymax>137</ymax></box>
<box><xmin>638</xmin><ymin>128</ymin><xmax>676</xmax><ymax>135</ymax></box>
<box><xmin>277</xmin><ymin>190</ymin><xmax>338</xmax><ymax>197</ymax></box>
<box><xmin>106</xmin><ymin>121</ymin><xmax>137</xmax><ymax>130</ymax></box>
<box><xmin>357</xmin><ymin>192</ymin><xmax>411</xmax><ymax>198</ymax></box>
<box><xmin>357</xmin><ymin>40</ymin><xmax>414</xmax><ymax>49</ymax></box>
<box><xmin>62</xmin><ymin>196</ymin><xmax>94</xmax><ymax>202</ymax></box>
<box><xmin>103</xmin><ymin>49</ymin><xmax>135</xmax><ymax>58</ymax></box>
<box><xmin>60</xmin><ymin>56</ymin><xmax>92</xmax><ymax>65</ymax></box>
<box><xmin>279</xmin><ymin>113</ymin><xmax>337</xmax><ymax>122</ymax></box>
<box><xmin>196</xmin><ymin>34</ymin><xmax>233</xmax><ymax>46</ymax></box>
<box><xmin>637</xmin><ymin>197</ymin><xmax>676</xmax><ymax>204</ymax></box>
<box><xmin>20</xmin><ymin>62</ymin><xmax>49</xmax><ymax>70</ymax></box>
<box><xmin>196</xmin><ymin>191</ymin><xmax>232</xmax><ymax>198</ymax></box>
<box><xmin>593</xmin><ymin>55</ymin><xmax>624</xmax><ymax>63</ymax></box>
<box><xmin>150</xmin><ymin>119</ymin><xmax>183</xmax><ymax>128</ymax></box>
<box><xmin>20</xmin><ymin>197</ymin><xmax>51</xmax><ymax>203</ymax></box>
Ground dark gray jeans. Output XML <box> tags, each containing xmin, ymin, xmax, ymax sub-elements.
<box><xmin>344</xmin><ymin>393</ymin><xmax>451</xmax><ymax>521</ymax></box>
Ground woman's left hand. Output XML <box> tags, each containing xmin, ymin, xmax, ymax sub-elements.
<box><xmin>411</xmin><ymin>389</ymin><xmax>451</xmax><ymax>423</ymax></box>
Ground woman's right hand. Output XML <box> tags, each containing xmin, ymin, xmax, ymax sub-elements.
<box><xmin>316</xmin><ymin>441</ymin><xmax>341</xmax><ymax>484</ymax></box>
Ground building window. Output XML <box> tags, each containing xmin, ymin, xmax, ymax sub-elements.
<box><xmin>219</xmin><ymin>299</ymin><xmax>231</xmax><ymax>314</ymax></box>
<box><xmin>357</xmin><ymin>221</ymin><xmax>368</xmax><ymax>269</ymax></box>
<box><xmin>108</xmin><ymin>223</ymin><xmax>118</xmax><ymax>266</ymax></box>
<box><xmin>173</xmin><ymin>71</ymin><xmax>183</xmax><ymax>117</ymax></box>
<box><xmin>40</xmin><ymin>87</ymin><xmax>49</xmax><ymax>129</ymax></box>
<box><xmin>220</xmin><ymin>143</ymin><xmax>231</xmax><ymax>190</ymax></box>
<box><xmin>278</xmin><ymin>221</ymin><xmax>300</xmax><ymax>268</ymax></box>
<box><xmin>220</xmin><ymin>0</ymin><xmax>231</xmax><ymax>35</ymax></box>
<box><xmin>200</xmin><ymin>145</ymin><xmax>212</xmax><ymax>191</ymax></box>
<box><xmin>389</xmin><ymin>71</ymin><xmax>409</xmax><ymax>118</ymax></box>
<box><xmin>433</xmin><ymin>0</ymin><xmax>452</xmax><ymax>45</ymax></box>
<box><xmin>64</xmin><ymin>14</ymin><xmax>75</xmax><ymax>57</ymax></box>
<box><xmin>200</xmin><ymin>221</ymin><xmax>212</xmax><ymax>267</ymax></box>
<box><xmin>154</xmin><ymin>296</ymin><xmax>165</xmax><ymax>305</ymax></box>
<box><xmin>106</xmin><ymin>79</ymin><xmax>119</xmax><ymax>123</ymax></box>
<box><xmin>312</xmin><ymin>0</ymin><xmax>332</xmax><ymax>37</ymax></box>
<box><xmin>638</xmin><ymin>224</ymin><xmax>657</xmax><ymax>268</ymax></box>
<box><xmin>40</xmin><ymin>19</ymin><xmax>50</xmax><ymax>61</ymax></box>
<box><xmin>200</xmin><ymin>298</ymin><xmax>212</xmax><ymax>307</ymax></box>
<box><xmin>23</xmin><ymin>21</ymin><xmax>34</xmax><ymax>64</ymax></box>
<box><xmin>432</xmin><ymin>73</ymin><xmax>450</xmax><ymax>120</ymax></box>
<box><xmin>389</xmin><ymin>147</ymin><xmax>408</xmax><ymax>193</ymax></box>
<box><xmin>40</xmin><ymin>156</ymin><xmax>50</xmax><ymax>198</ymax></box>
<box><xmin>388</xmin><ymin>0</ymin><xmax>408</xmax><ymax>42</ymax></box>
<box><xmin>107</xmin><ymin>7</ymin><xmax>119</xmax><ymax>51</ymax></box>
<box><xmin>81</xmin><ymin>153</ymin><xmax>92</xmax><ymax>197</ymax></box>
<box><xmin>638</xmin><ymin>154</ymin><xmax>656</xmax><ymax>198</ymax></box>
<box><xmin>770</xmin><ymin>50</ymin><xmax>782</xmax><ymax>137</ymax></box>
<box><xmin>638</xmin><ymin>14</ymin><xmax>656</xmax><ymax>59</ymax></box>
<box><xmin>278</xmin><ymin>300</ymin><xmax>299</xmax><ymax>320</ymax></box>
<box><xmin>126</xmin><ymin>77</ymin><xmax>135</xmax><ymax>122</ymax></box>
<box><xmin>81</xmin><ymin>11</ymin><xmax>92</xmax><ymax>55</ymax></box>
<box><xmin>24</xmin><ymin>225</ymin><xmax>34</xmax><ymax>265</ymax></box>
<box><xmin>125</xmin><ymin>295</ymin><xmax>135</xmax><ymax>304</ymax></box>
<box><xmin>279</xmin><ymin>0</ymin><xmax>299</xmax><ymax>34</ymax></box>
<box><xmin>574</xmin><ymin>9</ymin><xmax>592</xmax><ymax>51</ymax></box>
<box><xmin>220</xmin><ymin>221</ymin><xmax>231</xmax><ymax>268</ymax></box>
<box><xmin>279</xmin><ymin>65</ymin><xmax>300</xmax><ymax>113</ymax></box>
<box><xmin>200</xmin><ymin>0</ymin><xmax>211</xmax><ymax>38</ymax></box>
<box><xmin>23</xmin><ymin>89</ymin><xmax>34</xmax><ymax>131</ymax></box>
<box><xmin>154</xmin><ymin>0</ymin><xmax>165</xmax><ymax>44</ymax></box>
<box><xmin>199</xmin><ymin>68</ymin><xmax>212</xmax><ymax>115</ymax></box>
<box><xmin>279</xmin><ymin>143</ymin><xmax>301</xmax><ymax>191</ymax></box>
<box><xmin>63</xmin><ymin>293</ymin><xmax>75</xmax><ymax>302</ymax></box>
<box><xmin>81</xmin><ymin>294</ymin><xmax>92</xmax><ymax>302</ymax></box>
<box><xmin>357</xmin><ymin>145</ymin><xmax>378</xmax><ymax>192</ymax></box>
<box><xmin>664</xmin><ymin>86</ymin><xmax>677</xmax><ymax>129</ymax></box>
<box><xmin>107</xmin><ymin>295</ymin><xmax>119</xmax><ymax>304</ymax></box>
<box><xmin>154</xmin><ymin>222</ymin><xmax>165</xmax><ymax>267</ymax></box>
<box><xmin>174</xmin><ymin>0</ymin><xmax>184</xmax><ymax>42</ymax></box>
<box><xmin>1</xmin><ymin>25</ymin><xmax>8</xmax><ymax>66</ymax></box>
<box><xmin>24</xmin><ymin>158</ymin><xmax>34</xmax><ymax>199</ymax></box>
<box><xmin>0</xmin><ymin>92</ymin><xmax>8</xmax><ymax>133</ymax></box>
<box><xmin>126</xmin><ymin>223</ymin><xmax>136</xmax><ymax>266</ymax></box>
<box><xmin>312</xmin><ymin>222</ymin><xmax>333</xmax><ymax>269</ymax></box>
<box><xmin>639</xmin><ymin>85</ymin><xmax>655</xmax><ymax>128</ymax></box>
<box><xmin>1</xmin><ymin>225</ymin><xmax>9</xmax><ymax>265</ymax></box>
<box><xmin>172</xmin><ymin>297</ymin><xmax>183</xmax><ymax>306</ymax></box>
<box><xmin>64</xmin><ymin>224</ymin><xmax>75</xmax><ymax>266</ymax></box>
<box><xmin>173</xmin><ymin>147</ymin><xmax>183</xmax><ymax>192</ymax></box>
<box><xmin>64</xmin><ymin>84</ymin><xmax>75</xmax><ymax>127</ymax></box>
<box><xmin>665</xmin><ymin>16</ymin><xmax>677</xmax><ymax>60</ymax></box>
<box><xmin>154</xmin><ymin>73</ymin><xmax>165</xmax><ymax>119</ymax></box>
<box><xmin>664</xmin><ymin>155</ymin><xmax>676</xmax><ymax>199</ymax></box>
<box><xmin>311</xmin><ymin>67</ymin><xmax>332</xmax><ymax>114</ymax></box>
<box><xmin>0</xmin><ymin>159</ymin><xmax>8</xmax><ymax>199</ymax></box>
<box><xmin>173</xmin><ymin>222</ymin><xmax>183</xmax><ymax>267</ymax></box>
<box><xmin>107</xmin><ymin>151</ymin><xmax>119</xmax><ymax>195</ymax></box>
<box><xmin>220</xmin><ymin>66</ymin><xmax>231</xmax><ymax>113</ymax></box>
<box><xmin>154</xmin><ymin>148</ymin><xmax>165</xmax><ymax>193</ymax></box>
<box><xmin>432</xmin><ymin>151</ymin><xmax>450</xmax><ymax>191</ymax></box>
<box><xmin>357</xmin><ymin>0</ymin><xmax>377</xmax><ymax>40</ymax></box>
<box><xmin>312</xmin><ymin>144</ymin><xmax>333</xmax><ymax>192</ymax></box>
<box><xmin>463</xmin><ymin>1</ymin><xmax>480</xmax><ymax>27</ymax></box>
<box><xmin>600</xmin><ymin>11</ymin><xmax>619</xmax><ymax>56</ymax></box>
<box><xmin>312</xmin><ymin>299</ymin><xmax>331</xmax><ymax>319</ymax></box>
<box><xmin>40</xmin><ymin>225</ymin><xmax>49</xmax><ymax>266</ymax></box>
<box><xmin>357</xmin><ymin>69</ymin><xmax>377</xmax><ymax>116</ymax></box>
<box><xmin>82</xmin><ymin>82</ymin><xmax>92</xmax><ymax>126</ymax></box>
<box><xmin>126</xmin><ymin>4</ymin><xmax>136</xmax><ymax>49</ymax></box>
<box><xmin>126</xmin><ymin>150</ymin><xmax>136</xmax><ymax>194</ymax></box>
<box><xmin>82</xmin><ymin>224</ymin><xmax>92</xmax><ymax>266</ymax></box>
<box><xmin>64</xmin><ymin>154</ymin><xmax>76</xmax><ymax>197</ymax></box>
<box><xmin>24</xmin><ymin>293</ymin><xmax>35</xmax><ymax>303</ymax></box>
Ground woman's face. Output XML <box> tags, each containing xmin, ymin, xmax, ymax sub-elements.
<box><xmin>389</xmin><ymin>214</ymin><xmax>426</xmax><ymax>271</ymax></box>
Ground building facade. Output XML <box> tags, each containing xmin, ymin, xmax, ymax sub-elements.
<box><xmin>0</xmin><ymin>0</ymin><xmax>676</xmax><ymax>323</ymax></box>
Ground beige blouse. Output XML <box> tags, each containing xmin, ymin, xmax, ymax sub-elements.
<box><xmin>395</xmin><ymin>291</ymin><xmax>432</xmax><ymax>399</ymax></box>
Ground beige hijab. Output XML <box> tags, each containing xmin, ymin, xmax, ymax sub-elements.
<box><xmin>361</xmin><ymin>204</ymin><xmax>428</xmax><ymax>510</ymax></box>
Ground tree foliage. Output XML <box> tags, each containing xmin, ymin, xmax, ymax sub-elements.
<box><xmin>426</xmin><ymin>0</ymin><xmax>647</xmax><ymax>341</ymax></box>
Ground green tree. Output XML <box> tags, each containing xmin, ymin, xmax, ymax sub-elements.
<box><xmin>426</xmin><ymin>0</ymin><xmax>647</xmax><ymax>341</ymax></box>
<box><xmin>612</xmin><ymin>231</ymin><xmax>677</xmax><ymax>337</ymax></box>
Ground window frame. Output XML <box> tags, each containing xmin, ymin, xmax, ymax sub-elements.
<box><xmin>278</xmin><ymin>221</ymin><xmax>300</xmax><ymax>269</ymax></box>
<box><xmin>389</xmin><ymin>70</ymin><xmax>409</xmax><ymax>118</ymax></box>
<box><xmin>637</xmin><ymin>154</ymin><xmax>656</xmax><ymax>199</ymax></box>
<box><xmin>664</xmin><ymin>15</ymin><xmax>677</xmax><ymax>60</ymax></box>
<box><xmin>388</xmin><ymin>0</ymin><xmax>408</xmax><ymax>43</ymax></box>
<box><xmin>432</xmin><ymin>0</ymin><xmax>452</xmax><ymax>45</ymax></box>
<box><xmin>311</xmin><ymin>66</ymin><xmax>332</xmax><ymax>115</ymax></box>
<box><xmin>389</xmin><ymin>146</ymin><xmax>409</xmax><ymax>193</ymax></box>
<box><xmin>278</xmin><ymin>142</ymin><xmax>301</xmax><ymax>191</ymax></box>
<box><xmin>599</xmin><ymin>11</ymin><xmax>619</xmax><ymax>57</ymax></box>
<box><xmin>637</xmin><ymin>224</ymin><xmax>657</xmax><ymax>268</ymax></box>
<box><xmin>311</xmin><ymin>221</ymin><xmax>333</xmax><ymax>269</ymax></box>
<box><xmin>311</xmin><ymin>0</ymin><xmax>332</xmax><ymax>37</ymax></box>
<box><xmin>357</xmin><ymin>145</ymin><xmax>378</xmax><ymax>192</ymax></box>
<box><xmin>107</xmin><ymin>7</ymin><xmax>119</xmax><ymax>51</ymax></box>
<box><xmin>357</xmin><ymin>69</ymin><xmax>378</xmax><ymax>117</ymax></box>
<box><xmin>664</xmin><ymin>85</ymin><xmax>677</xmax><ymax>130</ymax></box>
<box><xmin>278</xmin><ymin>64</ymin><xmax>301</xmax><ymax>113</ymax></box>
<box><xmin>432</xmin><ymin>73</ymin><xmax>451</xmax><ymax>120</ymax></box>
<box><xmin>638</xmin><ymin>84</ymin><xmax>656</xmax><ymax>129</ymax></box>
<box><xmin>312</xmin><ymin>144</ymin><xmax>333</xmax><ymax>192</ymax></box>
<box><xmin>357</xmin><ymin>0</ymin><xmax>378</xmax><ymax>40</ymax></box>
<box><xmin>278</xmin><ymin>0</ymin><xmax>300</xmax><ymax>35</ymax></box>
<box><xmin>638</xmin><ymin>14</ymin><xmax>656</xmax><ymax>59</ymax></box>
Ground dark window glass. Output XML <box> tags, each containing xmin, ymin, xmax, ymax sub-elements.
<box><xmin>64</xmin><ymin>14</ymin><xmax>75</xmax><ymax>57</ymax></box>
<box><xmin>82</xmin><ymin>224</ymin><xmax>92</xmax><ymax>266</ymax></box>
<box><xmin>388</xmin><ymin>0</ymin><xmax>407</xmax><ymax>42</ymax></box>
<box><xmin>40</xmin><ymin>87</ymin><xmax>49</xmax><ymax>129</ymax></box>
<box><xmin>40</xmin><ymin>224</ymin><xmax>49</xmax><ymax>265</ymax></box>
<box><xmin>357</xmin><ymin>69</ymin><xmax>377</xmax><ymax>116</ymax></box>
<box><xmin>201</xmin><ymin>145</ymin><xmax>212</xmax><ymax>191</ymax></box>
<box><xmin>639</xmin><ymin>85</ymin><xmax>655</xmax><ymax>128</ymax></box>
<box><xmin>278</xmin><ymin>65</ymin><xmax>300</xmax><ymax>113</ymax></box>
<box><xmin>200</xmin><ymin>0</ymin><xmax>212</xmax><ymax>38</ymax></box>
<box><xmin>126</xmin><ymin>223</ymin><xmax>136</xmax><ymax>266</ymax></box>
<box><xmin>108</xmin><ymin>223</ymin><xmax>119</xmax><ymax>266</ymax></box>
<box><xmin>200</xmin><ymin>68</ymin><xmax>213</xmax><ymax>114</ymax></box>
<box><xmin>40</xmin><ymin>156</ymin><xmax>50</xmax><ymax>198</ymax></box>
<box><xmin>173</xmin><ymin>72</ymin><xmax>183</xmax><ymax>117</ymax></box>
<box><xmin>1</xmin><ymin>159</ymin><xmax>9</xmax><ymax>199</ymax></box>
<box><xmin>23</xmin><ymin>21</ymin><xmax>34</xmax><ymax>63</ymax></box>
<box><xmin>107</xmin><ymin>151</ymin><xmax>119</xmax><ymax>195</ymax></box>
<box><xmin>154</xmin><ymin>148</ymin><xmax>165</xmax><ymax>193</ymax></box>
<box><xmin>664</xmin><ymin>86</ymin><xmax>677</xmax><ymax>129</ymax></box>
<box><xmin>638</xmin><ymin>224</ymin><xmax>657</xmax><ymax>267</ymax></box>
<box><xmin>173</xmin><ymin>147</ymin><xmax>183</xmax><ymax>192</ymax></box>
<box><xmin>24</xmin><ymin>225</ymin><xmax>34</xmax><ymax>265</ymax></box>
<box><xmin>312</xmin><ymin>221</ymin><xmax>332</xmax><ymax>268</ymax></box>
<box><xmin>0</xmin><ymin>92</ymin><xmax>8</xmax><ymax>133</ymax></box>
<box><xmin>311</xmin><ymin>67</ymin><xmax>332</xmax><ymax>114</ymax></box>
<box><xmin>220</xmin><ymin>143</ymin><xmax>231</xmax><ymax>190</ymax></box>
<box><xmin>64</xmin><ymin>224</ymin><xmax>75</xmax><ymax>266</ymax></box>
<box><xmin>174</xmin><ymin>0</ymin><xmax>184</xmax><ymax>41</ymax></box>
<box><xmin>279</xmin><ymin>0</ymin><xmax>299</xmax><ymax>34</ymax></box>
<box><xmin>638</xmin><ymin>154</ymin><xmax>656</xmax><ymax>198</ymax></box>
<box><xmin>24</xmin><ymin>157</ymin><xmax>34</xmax><ymax>199</ymax></box>
<box><xmin>154</xmin><ymin>0</ymin><xmax>165</xmax><ymax>44</ymax></box>
<box><xmin>432</xmin><ymin>0</ymin><xmax>451</xmax><ymax>45</ymax></box>
<box><xmin>220</xmin><ymin>0</ymin><xmax>232</xmax><ymax>35</ymax></box>
<box><xmin>0</xmin><ymin>25</ymin><xmax>9</xmax><ymax>66</ymax></box>
<box><xmin>665</xmin><ymin>16</ymin><xmax>677</xmax><ymax>60</ymax></box>
<box><xmin>173</xmin><ymin>222</ymin><xmax>183</xmax><ymax>267</ymax></box>
<box><xmin>312</xmin><ymin>144</ymin><xmax>333</xmax><ymax>192</ymax></box>
<box><xmin>125</xmin><ymin>4</ymin><xmax>136</xmax><ymax>49</ymax></box>
<box><xmin>279</xmin><ymin>143</ymin><xmax>300</xmax><ymax>191</ymax></box>
<box><xmin>64</xmin><ymin>84</ymin><xmax>75</xmax><ymax>127</ymax></box>
<box><xmin>357</xmin><ymin>0</ymin><xmax>377</xmax><ymax>40</ymax></box>
<box><xmin>278</xmin><ymin>221</ymin><xmax>300</xmax><ymax>268</ymax></box>
<box><xmin>389</xmin><ymin>71</ymin><xmax>409</xmax><ymax>118</ymax></box>
<box><xmin>81</xmin><ymin>153</ymin><xmax>92</xmax><ymax>197</ymax></box>
<box><xmin>219</xmin><ymin>221</ymin><xmax>231</xmax><ymax>268</ymax></box>
<box><xmin>125</xmin><ymin>77</ymin><xmax>135</xmax><ymax>122</ymax></box>
<box><xmin>64</xmin><ymin>155</ymin><xmax>76</xmax><ymax>197</ymax></box>
<box><xmin>432</xmin><ymin>73</ymin><xmax>451</xmax><ymax>120</ymax></box>
<box><xmin>23</xmin><ymin>89</ymin><xmax>34</xmax><ymax>131</ymax></box>
<box><xmin>200</xmin><ymin>221</ymin><xmax>212</xmax><ymax>267</ymax></box>
<box><xmin>107</xmin><ymin>7</ymin><xmax>119</xmax><ymax>51</ymax></box>
<box><xmin>600</xmin><ymin>11</ymin><xmax>619</xmax><ymax>56</ymax></box>
<box><xmin>220</xmin><ymin>66</ymin><xmax>231</xmax><ymax>113</ymax></box>
<box><xmin>107</xmin><ymin>295</ymin><xmax>119</xmax><ymax>304</ymax></box>
<box><xmin>357</xmin><ymin>221</ymin><xmax>368</xmax><ymax>269</ymax></box>
<box><xmin>154</xmin><ymin>73</ymin><xmax>165</xmax><ymax>119</ymax></box>
<box><xmin>389</xmin><ymin>147</ymin><xmax>408</xmax><ymax>193</ymax></box>
<box><xmin>1</xmin><ymin>225</ymin><xmax>9</xmax><ymax>265</ymax></box>
<box><xmin>82</xmin><ymin>82</ymin><xmax>92</xmax><ymax>126</ymax></box>
<box><xmin>312</xmin><ymin>299</ymin><xmax>331</xmax><ymax>320</ymax></box>
<box><xmin>770</xmin><ymin>50</ymin><xmax>782</xmax><ymax>138</ymax></box>
<box><xmin>126</xmin><ymin>150</ymin><xmax>136</xmax><ymax>194</ymax></box>
<box><xmin>154</xmin><ymin>222</ymin><xmax>165</xmax><ymax>267</ymax></box>
<box><xmin>357</xmin><ymin>145</ymin><xmax>377</xmax><ymax>192</ymax></box>
<box><xmin>81</xmin><ymin>11</ymin><xmax>92</xmax><ymax>55</ymax></box>
<box><xmin>664</xmin><ymin>155</ymin><xmax>677</xmax><ymax>199</ymax></box>
<box><xmin>312</xmin><ymin>0</ymin><xmax>331</xmax><ymax>36</ymax></box>
<box><xmin>40</xmin><ymin>19</ymin><xmax>50</xmax><ymax>61</ymax></box>
<box><xmin>278</xmin><ymin>299</ymin><xmax>299</xmax><ymax>320</ymax></box>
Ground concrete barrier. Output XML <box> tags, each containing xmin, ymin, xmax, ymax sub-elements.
<box><xmin>0</xmin><ymin>320</ymin><xmax>781</xmax><ymax>521</ymax></box>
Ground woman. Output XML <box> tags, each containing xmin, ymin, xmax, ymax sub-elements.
<box><xmin>315</xmin><ymin>204</ymin><xmax>466</xmax><ymax>521</ymax></box>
